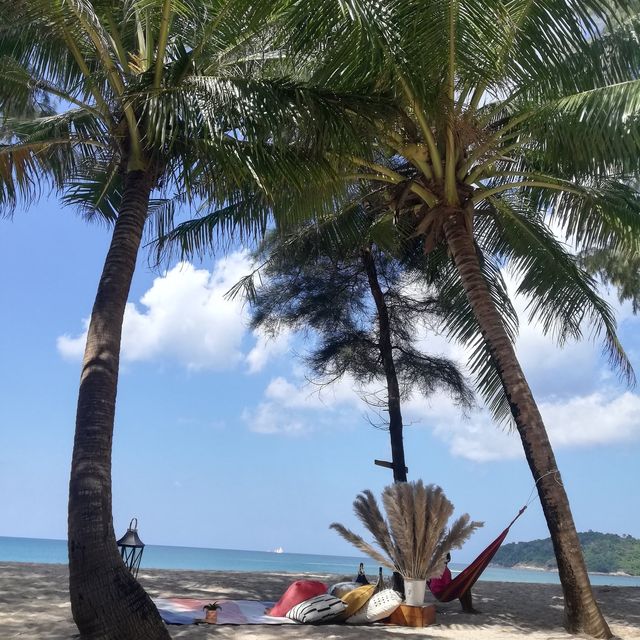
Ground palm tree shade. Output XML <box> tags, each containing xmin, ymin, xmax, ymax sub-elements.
<box><xmin>266</xmin><ymin>1</ymin><xmax>640</xmax><ymax>636</ymax></box>
<box><xmin>0</xmin><ymin>1</ymin><xmax>377</xmax><ymax>636</ymax></box>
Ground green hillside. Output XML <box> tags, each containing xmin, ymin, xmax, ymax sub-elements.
<box><xmin>494</xmin><ymin>531</ymin><xmax>640</xmax><ymax>575</ymax></box>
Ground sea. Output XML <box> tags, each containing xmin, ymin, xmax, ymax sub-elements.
<box><xmin>1</xmin><ymin>536</ymin><xmax>639</xmax><ymax>587</ymax></box>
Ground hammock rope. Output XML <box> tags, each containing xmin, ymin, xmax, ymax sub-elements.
<box><xmin>428</xmin><ymin>471</ymin><xmax>557</xmax><ymax>603</ymax></box>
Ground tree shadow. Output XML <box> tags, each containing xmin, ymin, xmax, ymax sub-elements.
<box><xmin>1</xmin><ymin>563</ymin><xmax>637</xmax><ymax>640</ymax></box>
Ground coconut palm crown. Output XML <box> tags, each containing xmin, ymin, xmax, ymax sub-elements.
<box><xmin>331</xmin><ymin>481</ymin><xmax>483</xmax><ymax>580</ymax></box>
<box><xmin>0</xmin><ymin>1</ymin><xmax>381</xmax><ymax>638</ymax></box>
<box><xmin>272</xmin><ymin>2</ymin><xmax>640</xmax><ymax>636</ymax></box>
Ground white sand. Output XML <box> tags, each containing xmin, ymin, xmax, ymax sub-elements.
<box><xmin>0</xmin><ymin>562</ymin><xmax>638</xmax><ymax>639</ymax></box>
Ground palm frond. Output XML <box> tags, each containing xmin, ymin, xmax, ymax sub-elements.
<box><xmin>487</xmin><ymin>193</ymin><xmax>635</xmax><ymax>384</ymax></box>
<box><xmin>0</xmin><ymin>108</ymin><xmax>110</xmax><ymax>213</ymax></box>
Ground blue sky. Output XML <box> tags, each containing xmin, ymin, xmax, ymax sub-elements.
<box><xmin>1</xmin><ymin>197</ymin><xmax>639</xmax><ymax>563</ymax></box>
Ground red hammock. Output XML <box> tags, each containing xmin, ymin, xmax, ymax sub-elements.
<box><xmin>428</xmin><ymin>507</ymin><xmax>526</xmax><ymax>603</ymax></box>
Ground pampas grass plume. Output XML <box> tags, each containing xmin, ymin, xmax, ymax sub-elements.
<box><xmin>331</xmin><ymin>480</ymin><xmax>483</xmax><ymax>579</ymax></box>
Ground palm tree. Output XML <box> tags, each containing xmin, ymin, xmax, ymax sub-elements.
<box><xmin>0</xmin><ymin>2</ymin><xmax>377</xmax><ymax>637</ymax></box>
<box><xmin>243</xmin><ymin>224</ymin><xmax>474</xmax><ymax>482</ymax></box>
<box><xmin>270</xmin><ymin>1</ymin><xmax>640</xmax><ymax>636</ymax></box>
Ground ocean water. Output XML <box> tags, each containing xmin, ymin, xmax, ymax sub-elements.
<box><xmin>1</xmin><ymin>536</ymin><xmax>639</xmax><ymax>587</ymax></box>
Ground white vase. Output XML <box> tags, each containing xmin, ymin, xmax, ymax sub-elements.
<box><xmin>403</xmin><ymin>577</ymin><xmax>426</xmax><ymax>606</ymax></box>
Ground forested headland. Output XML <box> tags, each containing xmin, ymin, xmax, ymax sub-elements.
<box><xmin>494</xmin><ymin>532</ymin><xmax>640</xmax><ymax>575</ymax></box>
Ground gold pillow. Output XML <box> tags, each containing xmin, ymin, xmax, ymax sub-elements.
<box><xmin>339</xmin><ymin>585</ymin><xmax>376</xmax><ymax>619</ymax></box>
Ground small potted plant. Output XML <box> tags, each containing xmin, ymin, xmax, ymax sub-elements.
<box><xmin>203</xmin><ymin>602</ymin><xmax>222</xmax><ymax>623</ymax></box>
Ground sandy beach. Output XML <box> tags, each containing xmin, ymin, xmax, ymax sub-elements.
<box><xmin>0</xmin><ymin>562</ymin><xmax>638</xmax><ymax>639</ymax></box>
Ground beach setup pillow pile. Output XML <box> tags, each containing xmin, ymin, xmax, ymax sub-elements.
<box><xmin>268</xmin><ymin>579</ymin><xmax>401</xmax><ymax>625</ymax></box>
<box><xmin>346</xmin><ymin>589</ymin><xmax>403</xmax><ymax>624</ymax></box>
<box><xmin>267</xmin><ymin>580</ymin><xmax>327</xmax><ymax>617</ymax></box>
<box><xmin>286</xmin><ymin>594</ymin><xmax>347</xmax><ymax>623</ymax></box>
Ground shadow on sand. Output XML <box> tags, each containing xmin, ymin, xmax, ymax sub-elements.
<box><xmin>0</xmin><ymin>563</ymin><xmax>637</xmax><ymax>639</ymax></box>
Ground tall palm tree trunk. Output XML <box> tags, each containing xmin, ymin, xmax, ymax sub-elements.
<box><xmin>68</xmin><ymin>170</ymin><xmax>170</xmax><ymax>640</ymax></box>
<box><xmin>361</xmin><ymin>247</ymin><xmax>408</xmax><ymax>483</ymax></box>
<box><xmin>443</xmin><ymin>212</ymin><xmax>611</xmax><ymax>638</ymax></box>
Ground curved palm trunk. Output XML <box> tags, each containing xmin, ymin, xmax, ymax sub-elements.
<box><xmin>68</xmin><ymin>170</ymin><xmax>170</xmax><ymax>640</ymax></box>
<box><xmin>361</xmin><ymin>247</ymin><xmax>408</xmax><ymax>483</ymax></box>
<box><xmin>443</xmin><ymin>213</ymin><xmax>611</xmax><ymax>638</ymax></box>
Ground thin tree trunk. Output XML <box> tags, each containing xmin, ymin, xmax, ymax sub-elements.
<box><xmin>443</xmin><ymin>212</ymin><xmax>612</xmax><ymax>638</ymax></box>
<box><xmin>68</xmin><ymin>170</ymin><xmax>170</xmax><ymax>640</ymax></box>
<box><xmin>361</xmin><ymin>247</ymin><xmax>408</xmax><ymax>483</ymax></box>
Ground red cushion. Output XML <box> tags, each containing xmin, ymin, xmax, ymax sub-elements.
<box><xmin>267</xmin><ymin>580</ymin><xmax>327</xmax><ymax>617</ymax></box>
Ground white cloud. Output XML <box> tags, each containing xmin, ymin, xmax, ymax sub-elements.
<box><xmin>264</xmin><ymin>375</ymin><xmax>361</xmax><ymax>409</ymax></box>
<box><xmin>121</xmin><ymin>257</ymin><xmax>249</xmax><ymax>369</ymax></box>
<box><xmin>400</xmin><ymin>282</ymin><xmax>640</xmax><ymax>461</ymax></box>
<box><xmin>399</xmin><ymin>387</ymin><xmax>640</xmax><ymax>462</ymax></box>
<box><xmin>242</xmin><ymin>374</ymin><xmax>365</xmax><ymax>436</ymax></box>
<box><xmin>241</xmin><ymin>403</ymin><xmax>309</xmax><ymax>436</ymax></box>
<box><xmin>59</xmin><ymin>248</ymin><xmax>640</xmax><ymax>459</ymax></box>
<box><xmin>245</xmin><ymin>364</ymin><xmax>640</xmax><ymax>456</ymax></box>
<box><xmin>444</xmin><ymin>283</ymin><xmax>640</xmax><ymax>459</ymax></box>
<box><xmin>245</xmin><ymin>328</ymin><xmax>291</xmax><ymax>374</ymax></box>
<box><xmin>243</xmin><ymin>275</ymin><xmax>640</xmax><ymax>458</ymax></box>
<box><xmin>542</xmin><ymin>391</ymin><xmax>640</xmax><ymax>447</ymax></box>
<box><xmin>57</xmin><ymin>255</ymin><xmax>288</xmax><ymax>372</ymax></box>
<box><xmin>412</xmin><ymin>269</ymin><xmax>640</xmax><ymax>402</ymax></box>
<box><xmin>57</xmin><ymin>318</ymin><xmax>90</xmax><ymax>360</ymax></box>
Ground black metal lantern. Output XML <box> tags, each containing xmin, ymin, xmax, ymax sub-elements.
<box><xmin>116</xmin><ymin>518</ymin><xmax>145</xmax><ymax>578</ymax></box>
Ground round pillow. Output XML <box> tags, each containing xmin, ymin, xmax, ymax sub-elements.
<box><xmin>267</xmin><ymin>580</ymin><xmax>327</xmax><ymax>617</ymax></box>
<box><xmin>346</xmin><ymin>588</ymin><xmax>402</xmax><ymax>624</ymax></box>
<box><xmin>340</xmin><ymin>584</ymin><xmax>376</xmax><ymax>619</ymax></box>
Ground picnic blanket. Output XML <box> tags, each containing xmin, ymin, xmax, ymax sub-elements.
<box><xmin>154</xmin><ymin>597</ymin><xmax>297</xmax><ymax>625</ymax></box>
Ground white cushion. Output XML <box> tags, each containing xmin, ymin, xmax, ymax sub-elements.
<box><xmin>286</xmin><ymin>594</ymin><xmax>347</xmax><ymax>624</ymax></box>
<box><xmin>346</xmin><ymin>589</ymin><xmax>402</xmax><ymax>624</ymax></box>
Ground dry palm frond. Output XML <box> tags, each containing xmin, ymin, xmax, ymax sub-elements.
<box><xmin>331</xmin><ymin>480</ymin><xmax>483</xmax><ymax>579</ymax></box>
<box><xmin>411</xmin><ymin>482</ymin><xmax>428</xmax><ymax>570</ymax></box>
<box><xmin>352</xmin><ymin>490</ymin><xmax>395</xmax><ymax>560</ymax></box>
<box><xmin>329</xmin><ymin>523</ymin><xmax>397</xmax><ymax>572</ymax></box>
<box><xmin>383</xmin><ymin>482</ymin><xmax>418</xmax><ymax>575</ymax></box>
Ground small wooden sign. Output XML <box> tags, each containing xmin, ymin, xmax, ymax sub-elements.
<box><xmin>374</xmin><ymin>459</ymin><xmax>409</xmax><ymax>473</ymax></box>
<box><xmin>387</xmin><ymin>604</ymin><xmax>436</xmax><ymax>627</ymax></box>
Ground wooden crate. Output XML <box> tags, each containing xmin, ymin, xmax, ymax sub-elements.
<box><xmin>386</xmin><ymin>604</ymin><xmax>436</xmax><ymax>627</ymax></box>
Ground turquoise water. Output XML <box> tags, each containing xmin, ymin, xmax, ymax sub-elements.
<box><xmin>1</xmin><ymin>536</ymin><xmax>639</xmax><ymax>587</ymax></box>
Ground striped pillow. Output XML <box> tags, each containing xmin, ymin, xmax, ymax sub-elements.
<box><xmin>286</xmin><ymin>594</ymin><xmax>347</xmax><ymax>624</ymax></box>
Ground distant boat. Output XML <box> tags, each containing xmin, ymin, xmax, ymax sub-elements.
<box><xmin>273</xmin><ymin>546</ymin><xmax>284</xmax><ymax>554</ymax></box>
